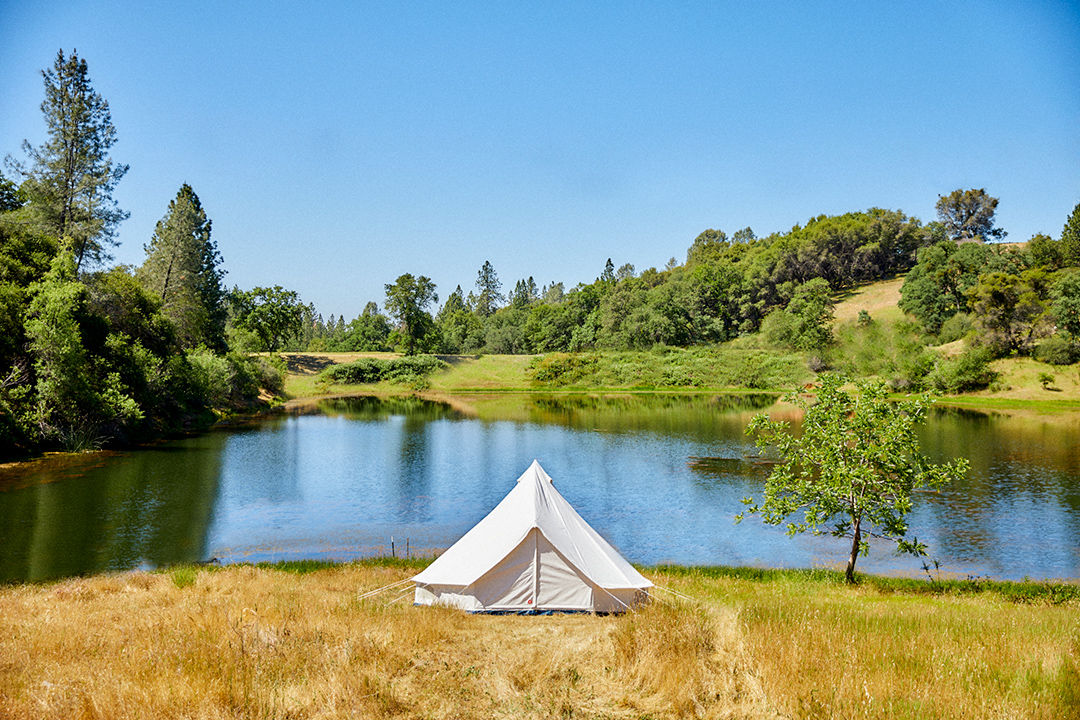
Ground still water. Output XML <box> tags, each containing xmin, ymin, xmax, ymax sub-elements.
<box><xmin>1</xmin><ymin>394</ymin><xmax>1079</xmax><ymax>583</ymax></box>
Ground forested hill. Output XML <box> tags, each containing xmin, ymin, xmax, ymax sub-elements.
<box><xmin>3</xmin><ymin>50</ymin><xmax>1080</xmax><ymax>461</ymax></box>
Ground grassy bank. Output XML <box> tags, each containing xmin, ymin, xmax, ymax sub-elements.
<box><xmin>280</xmin><ymin>349</ymin><xmax>1080</xmax><ymax>417</ymax></box>
<box><xmin>1</xmin><ymin>561</ymin><xmax>1077</xmax><ymax>719</ymax></box>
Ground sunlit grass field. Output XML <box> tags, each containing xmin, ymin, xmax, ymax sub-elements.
<box><xmin>1</xmin><ymin>561</ymin><xmax>1077</xmax><ymax>719</ymax></box>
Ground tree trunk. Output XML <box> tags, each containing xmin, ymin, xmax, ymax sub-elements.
<box><xmin>845</xmin><ymin>518</ymin><xmax>861</xmax><ymax>583</ymax></box>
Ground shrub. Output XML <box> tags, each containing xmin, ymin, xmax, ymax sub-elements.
<box><xmin>186</xmin><ymin>348</ymin><xmax>234</xmax><ymax>407</ymax></box>
<box><xmin>528</xmin><ymin>353</ymin><xmax>600</xmax><ymax>386</ymax></box>
<box><xmin>1035</xmin><ymin>336</ymin><xmax>1079</xmax><ymax>366</ymax></box>
<box><xmin>926</xmin><ymin>346</ymin><xmax>997</xmax><ymax>393</ymax></box>
<box><xmin>937</xmin><ymin>312</ymin><xmax>974</xmax><ymax>345</ymax></box>
<box><xmin>321</xmin><ymin>355</ymin><xmax>447</xmax><ymax>386</ymax></box>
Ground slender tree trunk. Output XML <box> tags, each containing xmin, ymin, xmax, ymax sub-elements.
<box><xmin>845</xmin><ymin>517</ymin><xmax>861</xmax><ymax>583</ymax></box>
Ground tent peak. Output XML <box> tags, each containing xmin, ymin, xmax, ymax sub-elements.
<box><xmin>517</xmin><ymin>459</ymin><xmax>554</xmax><ymax>484</ymax></box>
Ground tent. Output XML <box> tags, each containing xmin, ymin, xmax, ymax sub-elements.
<box><xmin>412</xmin><ymin>460</ymin><xmax>652</xmax><ymax>613</ymax></box>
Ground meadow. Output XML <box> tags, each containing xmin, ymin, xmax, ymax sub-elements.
<box><xmin>1</xmin><ymin>560</ymin><xmax>1077</xmax><ymax>719</ymax></box>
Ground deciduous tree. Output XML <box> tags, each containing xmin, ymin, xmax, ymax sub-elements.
<box><xmin>935</xmin><ymin>188</ymin><xmax>1005</xmax><ymax>243</ymax></box>
<box><xmin>1060</xmin><ymin>202</ymin><xmax>1080</xmax><ymax>267</ymax></box>
<box><xmin>228</xmin><ymin>286</ymin><xmax>303</xmax><ymax>352</ymax></box>
<box><xmin>740</xmin><ymin>374</ymin><xmax>968</xmax><ymax>582</ymax></box>
<box><xmin>384</xmin><ymin>274</ymin><xmax>438</xmax><ymax>355</ymax></box>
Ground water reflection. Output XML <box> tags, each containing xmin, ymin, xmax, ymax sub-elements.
<box><xmin>0</xmin><ymin>394</ymin><xmax>1078</xmax><ymax>582</ymax></box>
<box><xmin>0</xmin><ymin>437</ymin><xmax>222</xmax><ymax>582</ymax></box>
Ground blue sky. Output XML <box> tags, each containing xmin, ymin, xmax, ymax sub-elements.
<box><xmin>2</xmin><ymin>1</ymin><xmax>1078</xmax><ymax>320</ymax></box>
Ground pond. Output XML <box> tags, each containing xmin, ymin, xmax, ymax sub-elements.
<box><xmin>1</xmin><ymin>394</ymin><xmax>1078</xmax><ymax>583</ymax></box>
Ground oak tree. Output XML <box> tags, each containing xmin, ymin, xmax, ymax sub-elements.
<box><xmin>384</xmin><ymin>274</ymin><xmax>438</xmax><ymax>355</ymax></box>
<box><xmin>935</xmin><ymin>188</ymin><xmax>1005</xmax><ymax>243</ymax></box>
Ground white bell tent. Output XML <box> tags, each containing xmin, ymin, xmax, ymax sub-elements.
<box><xmin>412</xmin><ymin>460</ymin><xmax>652</xmax><ymax>613</ymax></box>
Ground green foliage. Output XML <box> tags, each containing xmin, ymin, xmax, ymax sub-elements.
<box><xmin>1060</xmin><ymin>201</ymin><xmax>1080</xmax><ymax>267</ymax></box>
<box><xmin>965</xmin><ymin>269</ymin><xmax>1050</xmax><ymax>355</ymax></box>
<box><xmin>228</xmin><ymin>286</ymin><xmax>303</xmax><ymax>352</ymax></box>
<box><xmin>527</xmin><ymin>348</ymin><xmax>808</xmax><ymax>390</ymax></box>
<box><xmin>925</xmin><ymin>346</ymin><xmax>997</xmax><ymax>393</ymax></box>
<box><xmin>899</xmin><ymin>241</ymin><xmax>998</xmax><ymax>333</ymax></box>
<box><xmin>384</xmin><ymin>274</ymin><xmax>439</xmax><ymax>355</ymax></box>
<box><xmin>527</xmin><ymin>353</ymin><xmax>601</xmax><ymax>386</ymax></box>
<box><xmin>935</xmin><ymin>188</ymin><xmax>1005</xmax><ymax>242</ymax></box>
<box><xmin>741</xmin><ymin>374</ymin><xmax>969</xmax><ymax>582</ymax></box>
<box><xmin>320</xmin><ymin>355</ymin><xmax>447</xmax><ymax>386</ymax></box>
<box><xmin>1038</xmin><ymin>372</ymin><xmax>1055</xmax><ymax>389</ymax></box>
<box><xmin>685</xmin><ymin>228</ymin><xmax>728</xmax><ymax>266</ymax></box>
<box><xmin>6</xmin><ymin>50</ymin><xmax>128</xmax><ymax>271</ymax></box>
<box><xmin>1050</xmin><ymin>271</ymin><xmax>1080</xmax><ymax>340</ymax></box>
<box><xmin>761</xmin><ymin>278</ymin><xmax>834</xmax><ymax>351</ymax></box>
<box><xmin>0</xmin><ymin>172</ymin><xmax>22</xmax><ymax>212</ymax></box>
<box><xmin>25</xmin><ymin>247</ymin><xmax>98</xmax><ymax>435</ymax></box>
<box><xmin>936</xmin><ymin>312</ymin><xmax>974</xmax><ymax>345</ymax></box>
<box><xmin>1027</xmin><ymin>233</ymin><xmax>1063</xmax><ymax>271</ymax></box>
<box><xmin>138</xmin><ymin>184</ymin><xmax>226</xmax><ymax>350</ymax></box>
<box><xmin>473</xmin><ymin>260</ymin><xmax>502</xmax><ymax>317</ymax></box>
<box><xmin>1034</xmin><ymin>336</ymin><xmax>1079</xmax><ymax>366</ymax></box>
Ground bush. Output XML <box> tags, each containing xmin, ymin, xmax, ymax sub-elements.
<box><xmin>321</xmin><ymin>355</ymin><xmax>448</xmax><ymax>385</ymax></box>
<box><xmin>926</xmin><ymin>346</ymin><xmax>998</xmax><ymax>394</ymax></box>
<box><xmin>1034</xmin><ymin>336</ymin><xmax>1079</xmax><ymax>366</ymax></box>
<box><xmin>937</xmin><ymin>312</ymin><xmax>974</xmax><ymax>344</ymax></box>
<box><xmin>186</xmin><ymin>348</ymin><xmax>234</xmax><ymax>407</ymax></box>
<box><xmin>527</xmin><ymin>353</ymin><xmax>600</xmax><ymax>386</ymax></box>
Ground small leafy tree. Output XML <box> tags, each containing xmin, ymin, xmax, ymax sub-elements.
<box><xmin>739</xmin><ymin>373</ymin><xmax>969</xmax><ymax>582</ymax></box>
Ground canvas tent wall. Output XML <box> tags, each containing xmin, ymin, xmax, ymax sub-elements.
<box><xmin>412</xmin><ymin>460</ymin><xmax>652</xmax><ymax>613</ymax></box>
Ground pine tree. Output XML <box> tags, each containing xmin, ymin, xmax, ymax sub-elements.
<box><xmin>474</xmin><ymin>261</ymin><xmax>503</xmax><ymax>317</ymax></box>
<box><xmin>1060</xmin><ymin>201</ymin><xmax>1080</xmax><ymax>267</ymax></box>
<box><xmin>6</xmin><ymin>50</ymin><xmax>128</xmax><ymax>272</ymax></box>
<box><xmin>138</xmin><ymin>185</ymin><xmax>225</xmax><ymax>349</ymax></box>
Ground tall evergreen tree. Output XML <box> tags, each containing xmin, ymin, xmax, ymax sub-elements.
<box><xmin>138</xmin><ymin>185</ymin><xmax>226</xmax><ymax>350</ymax></box>
<box><xmin>1060</xmin><ymin>201</ymin><xmax>1080</xmax><ymax>267</ymax></box>
<box><xmin>474</xmin><ymin>261</ymin><xmax>503</xmax><ymax>317</ymax></box>
<box><xmin>5</xmin><ymin>50</ymin><xmax>128</xmax><ymax>272</ymax></box>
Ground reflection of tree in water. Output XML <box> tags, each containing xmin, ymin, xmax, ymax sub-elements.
<box><xmin>394</xmin><ymin>413</ymin><xmax>435</xmax><ymax>522</ymax></box>
<box><xmin>685</xmin><ymin>455</ymin><xmax>778</xmax><ymax>499</ymax></box>
<box><xmin>316</xmin><ymin>396</ymin><xmax>464</xmax><ymax>423</ymax></box>
<box><xmin>918</xmin><ymin>406</ymin><xmax>1080</xmax><ymax>576</ymax></box>
<box><xmin>529</xmin><ymin>393</ymin><xmax>777</xmax><ymax>441</ymax></box>
<box><xmin>0</xmin><ymin>436</ymin><xmax>224</xmax><ymax>582</ymax></box>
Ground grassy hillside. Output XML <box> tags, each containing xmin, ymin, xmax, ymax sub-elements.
<box><xmin>275</xmin><ymin>276</ymin><xmax>1080</xmax><ymax>411</ymax></box>
<box><xmin>1</xmin><ymin>561</ymin><xmax>1076</xmax><ymax>719</ymax></box>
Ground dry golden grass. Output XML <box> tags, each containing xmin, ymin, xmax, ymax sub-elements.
<box><xmin>4</xmin><ymin>564</ymin><xmax>1079</xmax><ymax>719</ymax></box>
<box><xmin>5</xmin><ymin>564</ymin><xmax>1079</xmax><ymax>720</ymax></box>
<box><xmin>652</xmin><ymin>569</ymin><xmax>1080</xmax><ymax>720</ymax></box>
<box><xmin>0</xmin><ymin>565</ymin><xmax>773</xmax><ymax>720</ymax></box>
<box><xmin>832</xmin><ymin>277</ymin><xmax>906</xmax><ymax>326</ymax></box>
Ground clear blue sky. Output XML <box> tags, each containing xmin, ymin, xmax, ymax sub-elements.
<box><xmin>2</xmin><ymin>1</ymin><xmax>1078</xmax><ymax>320</ymax></box>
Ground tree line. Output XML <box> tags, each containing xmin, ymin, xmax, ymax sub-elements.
<box><xmin>0</xmin><ymin>51</ymin><xmax>283</xmax><ymax>459</ymax></box>
<box><xmin>3</xmin><ymin>50</ymin><xmax>1079</xmax><ymax>460</ymax></box>
<box><xmin>275</xmin><ymin>190</ymin><xmax>1080</xmax><ymax>380</ymax></box>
